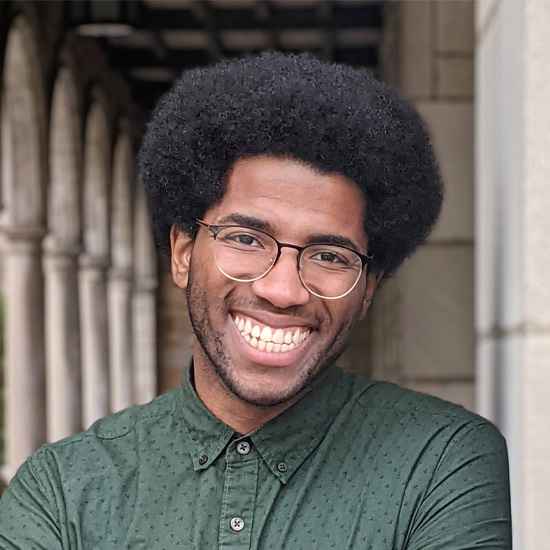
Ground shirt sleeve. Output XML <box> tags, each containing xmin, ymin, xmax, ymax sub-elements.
<box><xmin>405</xmin><ymin>420</ymin><xmax>512</xmax><ymax>550</ymax></box>
<box><xmin>0</xmin><ymin>450</ymin><xmax>63</xmax><ymax>550</ymax></box>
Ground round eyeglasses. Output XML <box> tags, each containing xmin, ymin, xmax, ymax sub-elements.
<box><xmin>196</xmin><ymin>220</ymin><xmax>373</xmax><ymax>300</ymax></box>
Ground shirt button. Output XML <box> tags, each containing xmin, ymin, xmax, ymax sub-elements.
<box><xmin>198</xmin><ymin>454</ymin><xmax>208</xmax><ymax>465</ymax></box>
<box><xmin>236</xmin><ymin>441</ymin><xmax>251</xmax><ymax>455</ymax></box>
<box><xmin>230</xmin><ymin>516</ymin><xmax>245</xmax><ymax>532</ymax></box>
<box><xmin>277</xmin><ymin>462</ymin><xmax>288</xmax><ymax>473</ymax></box>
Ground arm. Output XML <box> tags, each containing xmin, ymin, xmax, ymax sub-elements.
<box><xmin>405</xmin><ymin>421</ymin><xmax>512</xmax><ymax>550</ymax></box>
<box><xmin>0</xmin><ymin>451</ymin><xmax>63</xmax><ymax>550</ymax></box>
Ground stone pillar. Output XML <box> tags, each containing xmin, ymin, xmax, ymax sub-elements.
<box><xmin>133</xmin><ymin>183</ymin><xmax>159</xmax><ymax>398</ymax></box>
<box><xmin>476</xmin><ymin>1</ymin><xmax>550</xmax><ymax>547</ymax></box>
<box><xmin>43</xmin><ymin>238</ymin><xmax>82</xmax><ymax>441</ymax></box>
<box><xmin>133</xmin><ymin>277</ymin><xmax>158</xmax><ymax>403</ymax></box>
<box><xmin>108</xmin><ymin>268</ymin><xmax>133</xmax><ymax>411</ymax></box>
<box><xmin>79</xmin><ymin>254</ymin><xmax>110</xmax><ymax>427</ymax></box>
<box><xmin>3</xmin><ymin>230</ymin><xmax>46</xmax><ymax>480</ymax></box>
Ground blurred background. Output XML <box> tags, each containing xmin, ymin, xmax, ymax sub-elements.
<box><xmin>0</xmin><ymin>0</ymin><xmax>548</xmax><ymax>547</ymax></box>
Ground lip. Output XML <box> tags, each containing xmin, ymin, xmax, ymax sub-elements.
<box><xmin>228</xmin><ymin>315</ymin><xmax>315</xmax><ymax>368</ymax></box>
<box><xmin>230</xmin><ymin>308</ymin><xmax>317</xmax><ymax>330</ymax></box>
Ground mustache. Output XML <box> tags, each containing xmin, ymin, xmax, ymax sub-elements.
<box><xmin>224</xmin><ymin>296</ymin><xmax>322</xmax><ymax>324</ymax></box>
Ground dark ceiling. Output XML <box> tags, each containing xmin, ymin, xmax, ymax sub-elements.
<box><xmin>65</xmin><ymin>0</ymin><xmax>385</xmax><ymax>111</ymax></box>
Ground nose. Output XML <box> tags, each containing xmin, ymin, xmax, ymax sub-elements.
<box><xmin>251</xmin><ymin>248</ymin><xmax>310</xmax><ymax>309</ymax></box>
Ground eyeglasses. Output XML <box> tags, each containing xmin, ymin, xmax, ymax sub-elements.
<box><xmin>196</xmin><ymin>219</ymin><xmax>373</xmax><ymax>300</ymax></box>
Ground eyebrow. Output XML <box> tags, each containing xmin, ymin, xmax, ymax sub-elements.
<box><xmin>215</xmin><ymin>212</ymin><xmax>365</xmax><ymax>253</ymax></box>
<box><xmin>217</xmin><ymin>213</ymin><xmax>273</xmax><ymax>232</ymax></box>
<box><xmin>307</xmin><ymin>233</ymin><xmax>363</xmax><ymax>252</ymax></box>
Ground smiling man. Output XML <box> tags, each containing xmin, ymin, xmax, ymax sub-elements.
<box><xmin>178</xmin><ymin>156</ymin><xmax>375</xmax><ymax>431</ymax></box>
<box><xmin>0</xmin><ymin>53</ymin><xmax>511</xmax><ymax>549</ymax></box>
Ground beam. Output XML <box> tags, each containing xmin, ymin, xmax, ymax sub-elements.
<box><xmin>107</xmin><ymin>47</ymin><xmax>211</xmax><ymax>69</ymax></box>
<box><xmin>141</xmin><ymin>3</ymin><xmax>384</xmax><ymax>31</ymax></box>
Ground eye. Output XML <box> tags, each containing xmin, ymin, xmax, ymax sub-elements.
<box><xmin>223</xmin><ymin>231</ymin><xmax>265</xmax><ymax>248</ymax></box>
<box><xmin>235</xmin><ymin>234</ymin><xmax>258</xmax><ymax>246</ymax></box>
<box><xmin>311</xmin><ymin>250</ymin><xmax>349</xmax><ymax>265</ymax></box>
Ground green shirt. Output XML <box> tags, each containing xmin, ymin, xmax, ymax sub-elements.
<box><xmin>0</xmin><ymin>365</ymin><xmax>511</xmax><ymax>549</ymax></box>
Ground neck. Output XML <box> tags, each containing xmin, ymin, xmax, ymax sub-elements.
<box><xmin>192</xmin><ymin>344</ymin><xmax>299</xmax><ymax>434</ymax></box>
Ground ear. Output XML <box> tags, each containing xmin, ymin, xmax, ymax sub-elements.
<box><xmin>359</xmin><ymin>272</ymin><xmax>383</xmax><ymax>320</ymax></box>
<box><xmin>170</xmin><ymin>225</ymin><xmax>194</xmax><ymax>289</ymax></box>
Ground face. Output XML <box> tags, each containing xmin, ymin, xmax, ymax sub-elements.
<box><xmin>171</xmin><ymin>156</ymin><xmax>378</xmax><ymax>407</ymax></box>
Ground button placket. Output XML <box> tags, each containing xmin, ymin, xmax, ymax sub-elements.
<box><xmin>218</xmin><ymin>444</ymin><xmax>259</xmax><ymax>548</ymax></box>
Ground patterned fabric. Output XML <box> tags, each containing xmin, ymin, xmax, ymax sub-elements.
<box><xmin>0</xmin><ymin>365</ymin><xmax>512</xmax><ymax>549</ymax></box>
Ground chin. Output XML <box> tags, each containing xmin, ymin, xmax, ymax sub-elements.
<box><xmin>224</xmin><ymin>374</ymin><xmax>309</xmax><ymax>408</ymax></box>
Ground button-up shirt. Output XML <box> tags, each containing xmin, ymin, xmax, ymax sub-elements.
<box><xmin>0</xmin><ymin>365</ymin><xmax>512</xmax><ymax>549</ymax></box>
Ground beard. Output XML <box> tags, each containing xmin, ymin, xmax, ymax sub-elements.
<box><xmin>185</xmin><ymin>265</ymin><xmax>359</xmax><ymax>407</ymax></box>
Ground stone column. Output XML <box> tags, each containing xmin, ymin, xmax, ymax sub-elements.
<box><xmin>133</xmin><ymin>276</ymin><xmax>158</xmax><ymax>403</ymax></box>
<box><xmin>108</xmin><ymin>267</ymin><xmax>133</xmax><ymax>411</ymax></box>
<box><xmin>79</xmin><ymin>254</ymin><xmax>110</xmax><ymax>427</ymax></box>
<box><xmin>476</xmin><ymin>1</ymin><xmax>550</xmax><ymax>547</ymax></box>
<box><xmin>133</xmin><ymin>183</ymin><xmax>159</xmax><ymax>399</ymax></box>
<box><xmin>2</xmin><ymin>230</ymin><xmax>46</xmax><ymax>481</ymax></box>
<box><xmin>43</xmin><ymin>237</ymin><xmax>81</xmax><ymax>441</ymax></box>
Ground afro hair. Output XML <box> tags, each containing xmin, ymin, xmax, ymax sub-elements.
<box><xmin>138</xmin><ymin>51</ymin><xmax>443</xmax><ymax>276</ymax></box>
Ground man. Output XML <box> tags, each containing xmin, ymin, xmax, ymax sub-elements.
<box><xmin>0</xmin><ymin>53</ymin><xmax>511</xmax><ymax>549</ymax></box>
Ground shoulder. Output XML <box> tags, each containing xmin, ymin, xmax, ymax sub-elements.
<box><xmin>343</xmin><ymin>373</ymin><xmax>506</xmax><ymax>452</ymax></box>
<box><xmin>89</xmin><ymin>387</ymin><xmax>180</xmax><ymax>439</ymax></box>
<box><xmin>352</xmin><ymin>374</ymin><xmax>492</xmax><ymax>423</ymax></box>
<box><xmin>30</xmin><ymin>388</ymin><xmax>182</xmax><ymax>473</ymax></box>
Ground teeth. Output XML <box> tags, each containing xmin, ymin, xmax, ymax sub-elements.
<box><xmin>233</xmin><ymin>314</ymin><xmax>311</xmax><ymax>353</ymax></box>
<box><xmin>273</xmin><ymin>329</ymin><xmax>284</xmax><ymax>344</ymax></box>
<box><xmin>260</xmin><ymin>326</ymin><xmax>272</xmax><ymax>342</ymax></box>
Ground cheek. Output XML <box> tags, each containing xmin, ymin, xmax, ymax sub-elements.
<box><xmin>323</xmin><ymin>294</ymin><xmax>364</xmax><ymax>331</ymax></box>
<box><xmin>189</xmin><ymin>250</ymin><xmax>238</xmax><ymax>310</ymax></box>
<box><xmin>190</xmin><ymin>243</ymin><xmax>222</xmax><ymax>286</ymax></box>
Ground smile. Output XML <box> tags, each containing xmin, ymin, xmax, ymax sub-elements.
<box><xmin>231</xmin><ymin>314</ymin><xmax>311</xmax><ymax>353</ymax></box>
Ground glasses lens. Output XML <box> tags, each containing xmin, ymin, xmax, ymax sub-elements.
<box><xmin>213</xmin><ymin>226</ymin><xmax>277</xmax><ymax>281</ymax></box>
<box><xmin>299</xmin><ymin>244</ymin><xmax>363</xmax><ymax>299</ymax></box>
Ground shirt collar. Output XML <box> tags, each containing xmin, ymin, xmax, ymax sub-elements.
<box><xmin>177</xmin><ymin>363</ymin><xmax>356</xmax><ymax>484</ymax></box>
<box><xmin>177</xmin><ymin>367</ymin><xmax>235</xmax><ymax>471</ymax></box>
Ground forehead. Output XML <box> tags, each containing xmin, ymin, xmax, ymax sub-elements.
<box><xmin>206</xmin><ymin>156</ymin><xmax>368</xmax><ymax>248</ymax></box>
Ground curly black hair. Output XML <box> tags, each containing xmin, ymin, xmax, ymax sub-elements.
<box><xmin>138</xmin><ymin>51</ymin><xmax>442</xmax><ymax>276</ymax></box>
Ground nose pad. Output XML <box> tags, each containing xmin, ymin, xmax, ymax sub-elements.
<box><xmin>251</xmin><ymin>249</ymin><xmax>310</xmax><ymax>308</ymax></box>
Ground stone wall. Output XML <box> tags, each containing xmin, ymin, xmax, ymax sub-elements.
<box><xmin>476</xmin><ymin>0</ymin><xmax>550</xmax><ymax>546</ymax></box>
<box><xmin>371</xmin><ymin>0</ymin><xmax>476</xmax><ymax>409</ymax></box>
